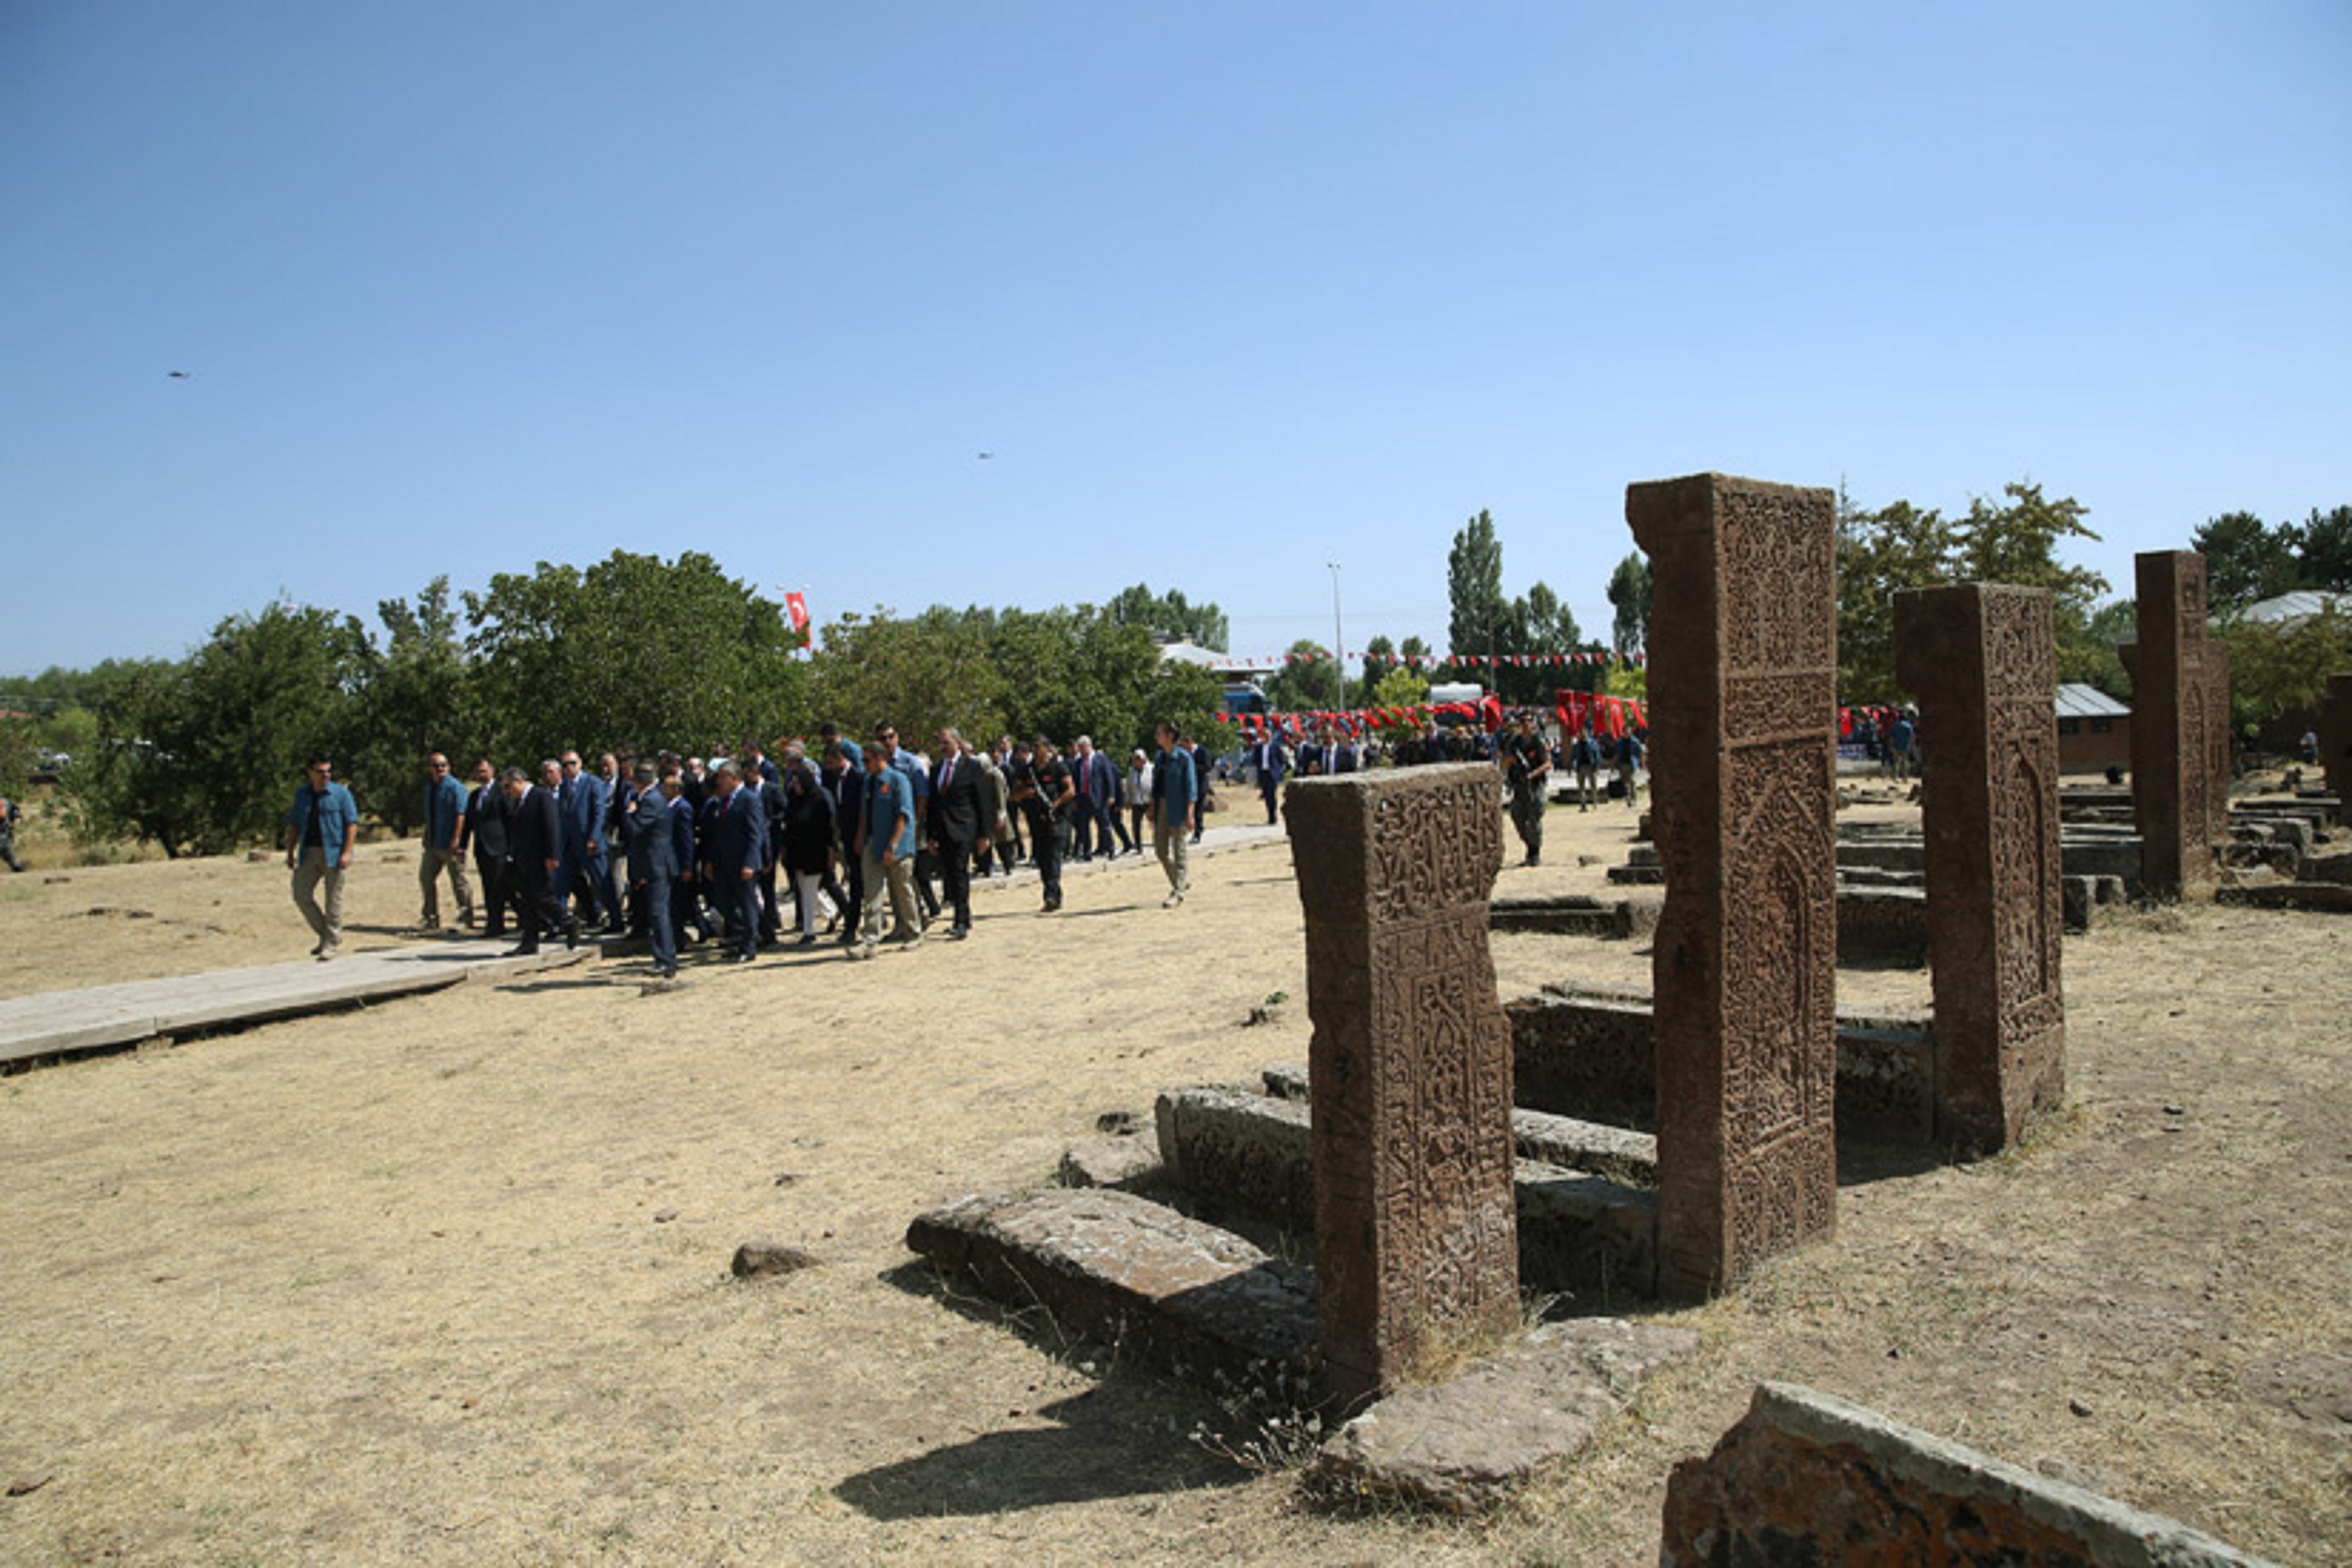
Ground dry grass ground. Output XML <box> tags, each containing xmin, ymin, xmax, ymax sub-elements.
<box><xmin>2</xmin><ymin>794</ymin><xmax>2347</xmax><ymax>1565</ymax></box>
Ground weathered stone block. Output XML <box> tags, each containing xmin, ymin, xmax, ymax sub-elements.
<box><xmin>1257</xmin><ymin>1067</ymin><xmax>1658</xmax><ymax>1186</ymax></box>
<box><xmin>2128</xmin><ymin>553</ymin><xmax>2229</xmax><ymax>897</ymax></box>
<box><xmin>1660</xmin><ymin>1382</ymin><xmax>2273</xmax><ymax>1566</ymax></box>
<box><xmin>1285</xmin><ymin>765</ymin><xmax>1520</xmax><ymax>1402</ymax></box>
<box><xmin>1836</xmin><ymin>884</ymin><xmax>1929</xmax><ymax>965</ymax></box>
<box><xmin>1631</xmin><ymin>473</ymin><xmax>1841</xmax><ymax>1297</ymax></box>
<box><xmin>905</xmin><ymin>1188</ymin><xmax>1314</xmax><ymax>1388</ymax></box>
<box><xmin>1314</xmin><ymin>1317</ymin><xmax>1696</xmax><ymax>1515</ymax></box>
<box><xmin>1895</xmin><ymin>583</ymin><xmax>2067</xmax><ymax>1155</ymax></box>
<box><xmin>1155</xmin><ymin>1086</ymin><xmax>1313</xmax><ymax>1222</ymax></box>
<box><xmin>1514</xmin><ymin>1160</ymin><xmax>1656</xmax><ymax>1298</ymax></box>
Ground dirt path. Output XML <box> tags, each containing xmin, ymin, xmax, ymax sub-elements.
<box><xmin>2</xmin><ymin>800</ymin><xmax>2345</xmax><ymax>1565</ymax></box>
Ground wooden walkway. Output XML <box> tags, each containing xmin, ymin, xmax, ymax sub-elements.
<box><xmin>0</xmin><ymin>940</ymin><xmax>591</xmax><ymax>1068</ymax></box>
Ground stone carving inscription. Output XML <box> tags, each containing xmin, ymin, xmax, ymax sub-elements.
<box><xmin>1894</xmin><ymin>583</ymin><xmax>2066</xmax><ymax>1152</ymax></box>
<box><xmin>1286</xmin><ymin>765</ymin><xmax>1518</xmax><ymax>1403</ymax></box>
<box><xmin>1629</xmin><ymin>473</ymin><xmax>1838</xmax><ymax>1299</ymax></box>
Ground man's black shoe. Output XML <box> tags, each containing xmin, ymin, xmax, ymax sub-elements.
<box><xmin>563</xmin><ymin>917</ymin><xmax>580</xmax><ymax>950</ymax></box>
<box><xmin>504</xmin><ymin>944</ymin><xmax>539</xmax><ymax>957</ymax></box>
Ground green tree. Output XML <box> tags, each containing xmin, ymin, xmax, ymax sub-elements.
<box><xmin>1605</xmin><ymin>553</ymin><xmax>1651</xmax><ymax>657</ymax></box>
<box><xmin>348</xmin><ymin>576</ymin><xmax>484</xmax><ymax>835</ymax></box>
<box><xmin>1102</xmin><ymin>583</ymin><xmax>1229</xmax><ymax>652</ymax></box>
<box><xmin>2217</xmin><ymin>603</ymin><xmax>2352</xmax><ymax>734</ymax></box>
<box><xmin>465</xmin><ymin>552</ymin><xmax>805</xmax><ymax>761</ymax></box>
<box><xmin>1447</xmin><ymin>510</ymin><xmax>1510</xmax><ymax>664</ymax></box>
<box><xmin>64</xmin><ymin>606</ymin><xmax>369</xmax><ymax>856</ymax></box>
<box><xmin>1356</xmin><ymin>633</ymin><xmax>1398</xmax><ymax>708</ymax></box>
<box><xmin>1264</xmin><ymin>638</ymin><xmax>1342</xmax><ymax>712</ymax></box>
<box><xmin>1370</xmin><ymin>664</ymin><xmax>1430</xmax><ymax>710</ymax></box>
<box><xmin>1952</xmin><ymin>484</ymin><xmax>2110</xmax><ymax>685</ymax></box>
<box><xmin>2296</xmin><ymin>505</ymin><xmax>2352</xmax><ymax>592</ymax></box>
<box><xmin>811</xmin><ymin>605</ymin><xmax>1008</xmax><ymax>746</ymax></box>
<box><xmin>2076</xmin><ymin>599</ymin><xmax>2136</xmax><ymax>700</ymax></box>
<box><xmin>1838</xmin><ymin>499</ymin><xmax>1952</xmax><ymax>702</ymax></box>
<box><xmin>2191</xmin><ymin>511</ymin><xmax>2305</xmax><ymax>608</ymax></box>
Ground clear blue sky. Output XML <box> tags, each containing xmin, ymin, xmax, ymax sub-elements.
<box><xmin>3</xmin><ymin>2</ymin><xmax>2346</xmax><ymax>677</ymax></box>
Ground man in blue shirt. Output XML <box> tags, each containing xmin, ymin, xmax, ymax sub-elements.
<box><xmin>1152</xmin><ymin>721</ymin><xmax>1196</xmax><ymax>908</ymax></box>
<box><xmin>416</xmin><ymin>751</ymin><xmax>474</xmax><ymax>933</ymax></box>
<box><xmin>849</xmin><ymin>739</ymin><xmax>921</xmax><ymax>958</ymax></box>
<box><xmin>284</xmin><ymin>754</ymin><xmax>359</xmax><ymax>960</ymax></box>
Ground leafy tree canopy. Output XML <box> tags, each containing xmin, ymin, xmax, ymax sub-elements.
<box><xmin>1102</xmin><ymin>583</ymin><xmax>1229</xmax><ymax>653</ymax></box>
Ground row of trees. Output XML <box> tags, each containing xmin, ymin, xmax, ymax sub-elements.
<box><xmin>2188</xmin><ymin>507</ymin><xmax>2352</xmax><ymax>608</ymax></box>
<box><xmin>11</xmin><ymin>559</ymin><xmax>1223</xmax><ymax>857</ymax></box>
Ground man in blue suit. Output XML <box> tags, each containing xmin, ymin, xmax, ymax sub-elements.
<box><xmin>556</xmin><ymin>750</ymin><xmax>610</xmax><ymax>929</ymax></box>
<box><xmin>708</xmin><ymin>761</ymin><xmax>766</xmax><ymax>963</ymax></box>
<box><xmin>626</xmin><ymin>763</ymin><xmax>693</xmax><ymax>979</ymax></box>
<box><xmin>1249</xmin><ymin>730</ymin><xmax>1287</xmax><ymax>825</ymax></box>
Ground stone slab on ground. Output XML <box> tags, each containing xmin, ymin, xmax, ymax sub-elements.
<box><xmin>0</xmin><ymin>940</ymin><xmax>591</xmax><ymax>1067</ymax></box>
<box><xmin>1660</xmin><ymin>1381</ymin><xmax>2274</xmax><ymax>1567</ymax></box>
<box><xmin>1057</xmin><ymin>1127</ymin><xmax>1163</xmax><ymax>1189</ymax></box>
<box><xmin>1510</xmin><ymin>988</ymin><xmax>1939</xmax><ymax>1145</ymax></box>
<box><xmin>1314</xmin><ymin>1317</ymin><xmax>1698</xmax><ymax>1514</ymax></box>
<box><xmin>2215</xmin><ymin>881</ymin><xmax>2352</xmax><ymax>913</ymax></box>
<box><xmin>904</xmin><ymin>1187</ymin><xmax>1314</xmax><ymax>1390</ymax></box>
<box><xmin>1154</xmin><ymin>1084</ymin><xmax>1658</xmax><ymax>1296</ymax></box>
<box><xmin>1488</xmin><ymin>893</ymin><xmax>1660</xmax><ymax>940</ymax></box>
<box><xmin>1257</xmin><ymin>1067</ymin><xmax>1658</xmax><ymax>1186</ymax></box>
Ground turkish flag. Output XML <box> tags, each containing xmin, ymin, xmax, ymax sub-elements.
<box><xmin>784</xmin><ymin>592</ymin><xmax>810</xmax><ymax>635</ymax></box>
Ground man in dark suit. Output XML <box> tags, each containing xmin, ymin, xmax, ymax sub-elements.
<box><xmin>748</xmin><ymin>753</ymin><xmax>790</xmax><ymax>947</ymax></box>
<box><xmin>1189</xmin><ymin>737</ymin><xmax>1216</xmax><ymax>843</ymax></box>
<box><xmin>709</xmin><ymin>760</ymin><xmax>766</xmax><ymax>962</ymax></box>
<box><xmin>503</xmin><ymin>763</ymin><xmax>576</xmax><ymax>955</ymax></box>
<box><xmin>1250</xmin><ymin>731</ymin><xmax>1287</xmax><ymax>824</ymax></box>
<box><xmin>820</xmin><ymin>742</ymin><xmax>864</xmax><ymax>945</ymax></box>
<box><xmin>625</xmin><ymin>763</ymin><xmax>692</xmax><ymax>978</ymax></box>
<box><xmin>925</xmin><ymin>728</ymin><xmax>988</xmax><ymax>939</ymax></box>
<box><xmin>464</xmin><ymin>757</ymin><xmax>514</xmax><ymax>940</ymax></box>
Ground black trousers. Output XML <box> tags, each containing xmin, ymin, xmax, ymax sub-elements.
<box><xmin>756</xmin><ymin>863</ymin><xmax>781</xmax><ymax>942</ymax></box>
<box><xmin>937</xmin><ymin>837</ymin><xmax>973</xmax><ymax>930</ymax></box>
<box><xmin>514</xmin><ymin>864</ymin><xmax>569</xmax><ymax>950</ymax></box>
<box><xmin>1026</xmin><ymin>808</ymin><xmax>1063</xmax><ymax>904</ymax></box>
<box><xmin>473</xmin><ymin>851</ymin><xmax>511</xmax><ymax>937</ymax></box>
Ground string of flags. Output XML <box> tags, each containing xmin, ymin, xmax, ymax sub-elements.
<box><xmin>1220</xmin><ymin>648</ymin><xmax>1644</xmax><ymax>671</ymax></box>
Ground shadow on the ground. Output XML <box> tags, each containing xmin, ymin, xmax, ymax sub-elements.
<box><xmin>838</xmin><ymin>1262</ymin><xmax>1244</xmax><ymax>1518</ymax></box>
<box><xmin>832</xmin><ymin>1384</ymin><xmax>1241</xmax><ymax>1518</ymax></box>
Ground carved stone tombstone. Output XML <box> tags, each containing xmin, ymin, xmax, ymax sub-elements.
<box><xmin>1893</xmin><ymin>584</ymin><xmax>2066</xmax><ymax>1153</ymax></box>
<box><xmin>1626</xmin><ymin>473</ymin><xmax>1838</xmax><ymax>1299</ymax></box>
<box><xmin>2325</xmin><ymin>672</ymin><xmax>2352</xmax><ymax>800</ymax></box>
<box><xmin>1284</xmin><ymin>765</ymin><xmax>1520</xmax><ymax>1404</ymax></box>
<box><xmin>2129</xmin><ymin>551</ymin><xmax>2226</xmax><ymax>896</ymax></box>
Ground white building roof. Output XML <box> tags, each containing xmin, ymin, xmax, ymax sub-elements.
<box><xmin>2055</xmin><ymin>682</ymin><xmax>2130</xmax><ymax>720</ymax></box>
<box><xmin>2239</xmin><ymin>589</ymin><xmax>2347</xmax><ymax>624</ymax></box>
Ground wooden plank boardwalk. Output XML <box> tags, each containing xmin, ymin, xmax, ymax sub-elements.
<box><xmin>0</xmin><ymin>940</ymin><xmax>592</xmax><ymax>1068</ymax></box>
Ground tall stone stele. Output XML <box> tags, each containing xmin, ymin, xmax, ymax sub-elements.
<box><xmin>2323</xmin><ymin>672</ymin><xmax>2352</xmax><ymax>801</ymax></box>
<box><xmin>1893</xmin><ymin>584</ymin><xmax>2066</xmax><ymax>1153</ymax></box>
<box><xmin>1284</xmin><ymin>765</ymin><xmax>1520</xmax><ymax>1405</ymax></box>
<box><xmin>2126</xmin><ymin>550</ymin><xmax>2228</xmax><ymax>897</ymax></box>
<box><xmin>1627</xmin><ymin>473</ymin><xmax>1839</xmax><ymax>1300</ymax></box>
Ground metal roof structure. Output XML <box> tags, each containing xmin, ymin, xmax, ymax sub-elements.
<box><xmin>2238</xmin><ymin>589</ymin><xmax>2347</xmax><ymax>624</ymax></box>
<box><xmin>2055</xmin><ymin>682</ymin><xmax>2130</xmax><ymax>720</ymax></box>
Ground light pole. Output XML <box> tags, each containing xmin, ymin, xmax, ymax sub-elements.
<box><xmin>1326</xmin><ymin>561</ymin><xmax>1345</xmax><ymax>708</ymax></box>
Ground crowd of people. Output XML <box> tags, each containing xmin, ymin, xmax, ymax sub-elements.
<box><xmin>281</xmin><ymin>722</ymin><xmax>1221</xmax><ymax>969</ymax></box>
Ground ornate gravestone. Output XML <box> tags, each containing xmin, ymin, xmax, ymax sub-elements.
<box><xmin>1894</xmin><ymin>584</ymin><xmax>2066</xmax><ymax>1153</ymax></box>
<box><xmin>2130</xmin><ymin>551</ymin><xmax>2227</xmax><ymax>897</ymax></box>
<box><xmin>1627</xmin><ymin>473</ymin><xmax>1838</xmax><ymax>1299</ymax></box>
<box><xmin>2326</xmin><ymin>673</ymin><xmax>2352</xmax><ymax>801</ymax></box>
<box><xmin>1284</xmin><ymin>765</ymin><xmax>1520</xmax><ymax>1404</ymax></box>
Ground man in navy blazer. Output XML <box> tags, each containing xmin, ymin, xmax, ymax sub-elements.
<box><xmin>709</xmin><ymin>760</ymin><xmax>766</xmax><ymax>962</ymax></box>
<box><xmin>1249</xmin><ymin>732</ymin><xmax>1287</xmax><ymax>825</ymax></box>
<box><xmin>626</xmin><ymin>763</ymin><xmax>693</xmax><ymax>978</ymax></box>
<box><xmin>503</xmin><ymin>764</ymin><xmax>576</xmax><ymax>956</ymax></box>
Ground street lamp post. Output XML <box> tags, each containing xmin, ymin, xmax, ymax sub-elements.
<box><xmin>1327</xmin><ymin>560</ymin><xmax>1344</xmax><ymax>706</ymax></box>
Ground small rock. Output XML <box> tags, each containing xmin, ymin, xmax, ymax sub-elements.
<box><xmin>43</xmin><ymin>875</ymin><xmax>70</xmax><ymax>884</ymax></box>
<box><xmin>6</xmin><ymin>1470</ymin><xmax>53</xmax><ymax>1497</ymax></box>
<box><xmin>731</xmin><ymin>1242</ymin><xmax>819</xmax><ymax>1279</ymax></box>
<box><xmin>2162</xmin><ymin>1104</ymin><xmax>2184</xmax><ymax>1117</ymax></box>
<box><xmin>1059</xmin><ymin>1132</ymin><xmax>1164</xmax><ymax>1189</ymax></box>
<box><xmin>773</xmin><ymin>1172</ymin><xmax>803</xmax><ymax>1187</ymax></box>
<box><xmin>1094</xmin><ymin>1110</ymin><xmax>1139</xmax><ymax>1136</ymax></box>
<box><xmin>2067</xmin><ymin>1396</ymin><xmax>2094</xmax><ymax>1418</ymax></box>
<box><xmin>653</xmin><ymin>1207</ymin><xmax>679</xmax><ymax>1224</ymax></box>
